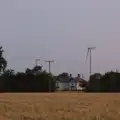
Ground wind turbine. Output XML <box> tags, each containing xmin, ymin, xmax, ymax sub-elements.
<box><xmin>86</xmin><ymin>47</ymin><xmax>96</xmax><ymax>77</ymax></box>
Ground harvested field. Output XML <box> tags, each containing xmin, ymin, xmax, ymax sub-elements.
<box><xmin>0</xmin><ymin>93</ymin><xmax>120</xmax><ymax>120</ymax></box>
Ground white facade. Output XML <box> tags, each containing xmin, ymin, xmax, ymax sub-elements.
<box><xmin>56</xmin><ymin>80</ymin><xmax>77</xmax><ymax>91</ymax></box>
<box><xmin>56</xmin><ymin>81</ymin><xmax>86</xmax><ymax>91</ymax></box>
<box><xmin>76</xmin><ymin>82</ymin><xmax>83</xmax><ymax>91</ymax></box>
<box><xmin>56</xmin><ymin>75</ymin><xmax>86</xmax><ymax>91</ymax></box>
<box><xmin>56</xmin><ymin>81</ymin><xmax>69</xmax><ymax>91</ymax></box>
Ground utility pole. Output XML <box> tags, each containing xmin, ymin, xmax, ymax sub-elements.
<box><xmin>45</xmin><ymin>60</ymin><xmax>54</xmax><ymax>92</ymax></box>
<box><xmin>45</xmin><ymin>60</ymin><xmax>54</xmax><ymax>73</ymax></box>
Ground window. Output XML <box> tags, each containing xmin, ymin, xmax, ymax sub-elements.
<box><xmin>56</xmin><ymin>82</ymin><xmax>59</xmax><ymax>88</ymax></box>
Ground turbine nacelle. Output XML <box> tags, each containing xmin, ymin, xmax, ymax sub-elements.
<box><xmin>88</xmin><ymin>47</ymin><xmax>96</xmax><ymax>51</ymax></box>
<box><xmin>86</xmin><ymin>47</ymin><xmax>96</xmax><ymax>62</ymax></box>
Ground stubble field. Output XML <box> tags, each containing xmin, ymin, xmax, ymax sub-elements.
<box><xmin>0</xmin><ymin>93</ymin><xmax>120</xmax><ymax>120</ymax></box>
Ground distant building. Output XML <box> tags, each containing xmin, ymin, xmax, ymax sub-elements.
<box><xmin>56</xmin><ymin>74</ymin><xmax>87</xmax><ymax>91</ymax></box>
<box><xmin>76</xmin><ymin>74</ymin><xmax>86</xmax><ymax>91</ymax></box>
<box><xmin>68</xmin><ymin>74</ymin><xmax>76</xmax><ymax>91</ymax></box>
<box><xmin>56</xmin><ymin>75</ymin><xmax>70</xmax><ymax>91</ymax></box>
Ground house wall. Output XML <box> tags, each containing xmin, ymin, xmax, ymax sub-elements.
<box><xmin>68</xmin><ymin>82</ymin><xmax>77</xmax><ymax>90</ymax></box>
<box><xmin>76</xmin><ymin>82</ymin><xmax>85</xmax><ymax>91</ymax></box>
<box><xmin>56</xmin><ymin>78</ymin><xmax>86</xmax><ymax>91</ymax></box>
<box><xmin>56</xmin><ymin>82</ymin><xmax>69</xmax><ymax>91</ymax></box>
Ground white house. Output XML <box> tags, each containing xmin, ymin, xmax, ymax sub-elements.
<box><xmin>76</xmin><ymin>74</ymin><xmax>88</xmax><ymax>91</ymax></box>
<box><xmin>56</xmin><ymin>81</ymin><xmax>69</xmax><ymax>91</ymax></box>
<box><xmin>56</xmin><ymin>74</ymin><xmax>87</xmax><ymax>91</ymax></box>
<box><xmin>56</xmin><ymin>74</ymin><xmax>76</xmax><ymax>91</ymax></box>
<box><xmin>56</xmin><ymin>76</ymin><xmax>70</xmax><ymax>91</ymax></box>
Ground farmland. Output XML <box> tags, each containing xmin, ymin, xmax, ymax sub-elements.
<box><xmin>0</xmin><ymin>93</ymin><xmax>120</xmax><ymax>120</ymax></box>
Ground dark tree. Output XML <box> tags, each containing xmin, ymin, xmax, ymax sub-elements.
<box><xmin>2</xmin><ymin>69</ymin><xmax>15</xmax><ymax>76</ymax></box>
<box><xmin>25</xmin><ymin>68</ymin><xmax>32</xmax><ymax>75</ymax></box>
<box><xmin>0</xmin><ymin>46</ymin><xmax>7</xmax><ymax>74</ymax></box>
<box><xmin>86</xmin><ymin>73</ymin><xmax>102</xmax><ymax>92</ymax></box>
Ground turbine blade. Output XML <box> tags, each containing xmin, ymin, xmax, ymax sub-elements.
<box><xmin>85</xmin><ymin>48</ymin><xmax>89</xmax><ymax>64</ymax></box>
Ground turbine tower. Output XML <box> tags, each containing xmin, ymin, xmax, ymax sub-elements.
<box><xmin>86</xmin><ymin>47</ymin><xmax>96</xmax><ymax>77</ymax></box>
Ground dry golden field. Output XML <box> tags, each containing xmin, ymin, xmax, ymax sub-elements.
<box><xmin>0</xmin><ymin>93</ymin><xmax>120</xmax><ymax>120</ymax></box>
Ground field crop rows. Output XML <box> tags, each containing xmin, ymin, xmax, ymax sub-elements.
<box><xmin>0</xmin><ymin>93</ymin><xmax>120</xmax><ymax>120</ymax></box>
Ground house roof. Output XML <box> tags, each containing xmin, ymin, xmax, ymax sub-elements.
<box><xmin>56</xmin><ymin>75</ymin><xmax>87</xmax><ymax>84</ymax></box>
<box><xmin>74</xmin><ymin>77</ymin><xmax>87</xmax><ymax>83</ymax></box>
<box><xmin>56</xmin><ymin>76</ymin><xmax>70</xmax><ymax>82</ymax></box>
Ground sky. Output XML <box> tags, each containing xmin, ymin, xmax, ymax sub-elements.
<box><xmin>0</xmin><ymin>0</ymin><xmax>120</xmax><ymax>79</ymax></box>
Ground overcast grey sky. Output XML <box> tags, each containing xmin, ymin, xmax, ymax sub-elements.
<box><xmin>0</xmin><ymin>0</ymin><xmax>120</xmax><ymax>79</ymax></box>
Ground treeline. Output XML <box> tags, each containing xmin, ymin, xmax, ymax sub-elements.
<box><xmin>86</xmin><ymin>71</ymin><xmax>120</xmax><ymax>92</ymax></box>
<box><xmin>0</xmin><ymin>71</ymin><xmax>55</xmax><ymax>92</ymax></box>
<box><xmin>0</xmin><ymin>46</ymin><xmax>56</xmax><ymax>92</ymax></box>
<box><xmin>2</xmin><ymin>45</ymin><xmax>120</xmax><ymax>93</ymax></box>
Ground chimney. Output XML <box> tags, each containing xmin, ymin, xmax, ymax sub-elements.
<box><xmin>77</xmin><ymin>74</ymin><xmax>80</xmax><ymax>78</ymax></box>
<box><xmin>70</xmin><ymin>74</ymin><xmax>72</xmax><ymax>78</ymax></box>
